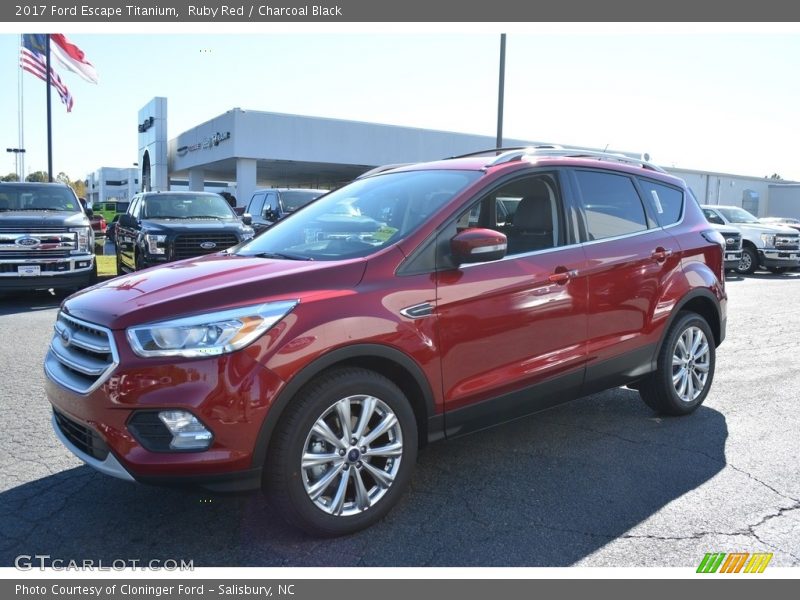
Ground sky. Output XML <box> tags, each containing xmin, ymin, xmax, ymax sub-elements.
<box><xmin>1</xmin><ymin>24</ymin><xmax>799</xmax><ymax>183</ymax></box>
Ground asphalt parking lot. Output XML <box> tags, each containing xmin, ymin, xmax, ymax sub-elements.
<box><xmin>1</xmin><ymin>271</ymin><xmax>799</xmax><ymax>568</ymax></box>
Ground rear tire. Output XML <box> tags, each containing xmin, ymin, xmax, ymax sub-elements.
<box><xmin>639</xmin><ymin>312</ymin><xmax>716</xmax><ymax>416</ymax></box>
<box><xmin>264</xmin><ymin>367</ymin><xmax>418</xmax><ymax>537</ymax></box>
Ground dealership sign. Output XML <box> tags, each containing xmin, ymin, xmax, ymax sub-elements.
<box><xmin>177</xmin><ymin>131</ymin><xmax>231</xmax><ymax>156</ymax></box>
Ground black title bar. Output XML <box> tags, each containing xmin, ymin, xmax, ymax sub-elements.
<box><xmin>5</xmin><ymin>0</ymin><xmax>800</xmax><ymax>22</ymax></box>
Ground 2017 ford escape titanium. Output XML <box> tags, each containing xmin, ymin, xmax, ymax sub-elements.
<box><xmin>45</xmin><ymin>148</ymin><xmax>727</xmax><ymax>536</ymax></box>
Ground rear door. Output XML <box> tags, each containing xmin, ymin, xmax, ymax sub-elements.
<box><xmin>571</xmin><ymin>169</ymin><xmax>682</xmax><ymax>393</ymax></box>
<box><xmin>435</xmin><ymin>171</ymin><xmax>589</xmax><ymax>436</ymax></box>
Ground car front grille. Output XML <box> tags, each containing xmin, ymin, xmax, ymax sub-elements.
<box><xmin>173</xmin><ymin>233</ymin><xmax>240</xmax><ymax>259</ymax></box>
<box><xmin>53</xmin><ymin>409</ymin><xmax>109</xmax><ymax>461</ymax></box>
<box><xmin>775</xmin><ymin>234</ymin><xmax>799</xmax><ymax>251</ymax></box>
<box><xmin>0</xmin><ymin>232</ymin><xmax>76</xmax><ymax>254</ymax></box>
<box><xmin>721</xmin><ymin>232</ymin><xmax>742</xmax><ymax>251</ymax></box>
<box><xmin>44</xmin><ymin>312</ymin><xmax>118</xmax><ymax>394</ymax></box>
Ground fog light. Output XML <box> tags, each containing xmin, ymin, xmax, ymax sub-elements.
<box><xmin>158</xmin><ymin>410</ymin><xmax>213</xmax><ymax>450</ymax></box>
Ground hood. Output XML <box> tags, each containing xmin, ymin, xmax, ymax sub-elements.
<box><xmin>62</xmin><ymin>253</ymin><xmax>367</xmax><ymax>329</ymax></box>
<box><xmin>140</xmin><ymin>218</ymin><xmax>245</xmax><ymax>233</ymax></box>
<box><xmin>0</xmin><ymin>210</ymin><xmax>90</xmax><ymax>229</ymax></box>
<box><xmin>734</xmin><ymin>223</ymin><xmax>798</xmax><ymax>235</ymax></box>
<box><xmin>710</xmin><ymin>223</ymin><xmax>739</xmax><ymax>235</ymax></box>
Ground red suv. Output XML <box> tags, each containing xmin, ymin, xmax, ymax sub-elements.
<box><xmin>45</xmin><ymin>148</ymin><xmax>727</xmax><ymax>536</ymax></box>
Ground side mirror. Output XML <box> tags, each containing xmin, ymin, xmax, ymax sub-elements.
<box><xmin>85</xmin><ymin>207</ymin><xmax>94</xmax><ymax>218</ymax></box>
<box><xmin>241</xmin><ymin>213</ymin><xmax>253</xmax><ymax>226</ymax></box>
<box><xmin>451</xmin><ymin>228</ymin><xmax>507</xmax><ymax>264</ymax></box>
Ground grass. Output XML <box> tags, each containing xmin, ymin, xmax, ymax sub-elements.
<box><xmin>96</xmin><ymin>254</ymin><xmax>117</xmax><ymax>279</ymax></box>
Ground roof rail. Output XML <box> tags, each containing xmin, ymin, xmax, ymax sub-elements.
<box><xmin>355</xmin><ymin>163</ymin><xmax>412</xmax><ymax>180</ymax></box>
<box><xmin>485</xmin><ymin>146</ymin><xmax>667</xmax><ymax>173</ymax></box>
<box><xmin>448</xmin><ymin>146</ymin><xmax>533</xmax><ymax>159</ymax></box>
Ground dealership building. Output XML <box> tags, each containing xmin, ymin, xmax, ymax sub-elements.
<box><xmin>89</xmin><ymin>96</ymin><xmax>800</xmax><ymax>218</ymax></box>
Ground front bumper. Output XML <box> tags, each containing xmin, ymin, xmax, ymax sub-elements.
<box><xmin>759</xmin><ymin>249</ymin><xmax>800</xmax><ymax>268</ymax></box>
<box><xmin>0</xmin><ymin>255</ymin><xmax>95</xmax><ymax>289</ymax></box>
<box><xmin>724</xmin><ymin>250</ymin><xmax>742</xmax><ymax>270</ymax></box>
<box><xmin>45</xmin><ymin>331</ymin><xmax>286</xmax><ymax>491</ymax></box>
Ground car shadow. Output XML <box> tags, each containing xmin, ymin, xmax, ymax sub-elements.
<box><xmin>0</xmin><ymin>290</ymin><xmax>66</xmax><ymax>315</ymax></box>
<box><xmin>0</xmin><ymin>389</ymin><xmax>727</xmax><ymax>567</ymax></box>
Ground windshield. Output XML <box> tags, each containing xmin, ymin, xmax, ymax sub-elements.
<box><xmin>237</xmin><ymin>170</ymin><xmax>481</xmax><ymax>261</ymax></box>
<box><xmin>0</xmin><ymin>185</ymin><xmax>81</xmax><ymax>212</ymax></box>
<box><xmin>718</xmin><ymin>207</ymin><xmax>759</xmax><ymax>224</ymax></box>
<box><xmin>281</xmin><ymin>190</ymin><xmax>325</xmax><ymax>213</ymax></box>
<box><xmin>143</xmin><ymin>193</ymin><xmax>235</xmax><ymax>219</ymax></box>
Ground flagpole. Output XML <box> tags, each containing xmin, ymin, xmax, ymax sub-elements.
<box><xmin>18</xmin><ymin>34</ymin><xmax>25</xmax><ymax>181</ymax></box>
<box><xmin>45</xmin><ymin>33</ymin><xmax>53</xmax><ymax>182</ymax></box>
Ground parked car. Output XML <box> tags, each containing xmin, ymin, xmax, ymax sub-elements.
<box><xmin>90</xmin><ymin>214</ymin><xmax>107</xmax><ymax>245</ymax></box>
<box><xmin>106</xmin><ymin>214</ymin><xmax>120</xmax><ymax>246</ymax></box>
<box><xmin>114</xmin><ymin>191</ymin><xmax>255</xmax><ymax>273</ymax></box>
<box><xmin>701</xmin><ymin>205</ymin><xmax>800</xmax><ymax>274</ymax></box>
<box><xmin>45</xmin><ymin>148</ymin><xmax>727</xmax><ymax>536</ymax></box>
<box><xmin>244</xmin><ymin>188</ymin><xmax>326</xmax><ymax>234</ymax></box>
<box><xmin>0</xmin><ymin>182</ymin><xmax>96</xmax><ymax>291</ymax></box>
<box><xmin>759</xmin><ymin>216</ymin><xmax>800</xmax><ymax>233</ymax></box>
<box><xmin>93</xmin><ymin>200</ymin><xmax>130</xmax><ymax>224</ymax></box>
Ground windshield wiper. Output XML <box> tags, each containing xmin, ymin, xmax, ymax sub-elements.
<box><xmin>251</xmin><ymin>251</ymin><xmax>313</xmax><ymax>261</ymax></box>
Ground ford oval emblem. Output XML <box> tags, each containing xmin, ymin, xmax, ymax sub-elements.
<box><xmin>200</xmin><ymin>241</ymin><xmax>217</xmax><ymax>250</ymax></box>
<box><xmin>16</xmin><ymin>236</ymin><xmax>40</xmax><ymax>248</ymax></box>
<box><xmin>725</xmin><ymin>238</ymin><xmax>735</xmax><ymax>245</ymax></box>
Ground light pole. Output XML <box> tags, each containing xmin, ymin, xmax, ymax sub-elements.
<box><xmin>496</xmin><ymin>33</ymin><xmax>506</xmax><ymax>150</ymax></box>
<box><xmin>6</xmin><ymin>147</ymin><xmax>26</xmax><ymax>181</ymax></box>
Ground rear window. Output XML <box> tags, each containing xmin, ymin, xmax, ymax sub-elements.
<box><xmin>639</xmin><ymin>179</ymin><xmax>684</xmax><ymax>226</ymax></box>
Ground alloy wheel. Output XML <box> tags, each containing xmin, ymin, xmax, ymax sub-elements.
<box><xmin>300</xmin><ymin>394</ymin><xmax>403</xmax><ymax>517</ymax></box>
<box><xmin>671</xmin><ymin>326</ymin><xmax>710</xmax><ymax>403</ymax></box>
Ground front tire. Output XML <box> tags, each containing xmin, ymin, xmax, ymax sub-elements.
<box><xmin>265</xmin><ymin>368</ymin><xmax>418</xmax><ymax>536</ymax></box>
<box><xmin>737</xmin><ymin>247</ymin><xmax>758</xmax><ymax>274</ymax></box>
<box><xmin>639</xmin><ymin>312</ymin><xmax>716</xmax><ymax>416</ymax></box>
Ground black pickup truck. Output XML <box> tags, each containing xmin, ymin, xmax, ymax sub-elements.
<box><xmin>0</xmin><ymin>182</ymin><xmax>96</xmax><ymax>292</ymax></box>
<box><xmin>115</xmin><ymin>191</ymin><xmax>255</xmax><ymax>273</ymax></box>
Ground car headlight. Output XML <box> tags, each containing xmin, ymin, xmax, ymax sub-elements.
<box><xmin>126</xmin><ymin>300</ymin><xmax>298</xmax><ymax>358</ymax></box>
<box><xmin>761</xmin><ymin>233</ymin><xmax>776</xmax><ymax>247</ymax></box>
<box><xmin>242</xmin><ymin>226</ymin><xmax>255</xmax><ymax>241</ymax></box>
<box><xmin>70</xmin><ymin>226</ymin><xmax>91</xmax><ymax>253</ymax></box>
<box><xmin>145</xmin><ymin>234</ymin><xmax>167</xmax><ymax>255</ymax></box>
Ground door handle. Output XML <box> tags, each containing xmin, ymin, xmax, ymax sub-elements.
<box><xmin>651</xmin><ymin>247</ymin><xmax>673</xmax><ymax>262</ymax></box>
<box><xmin>548</xmin><ymin>268</ymin><xmax>577</xmax><ymax>284</ymax></box>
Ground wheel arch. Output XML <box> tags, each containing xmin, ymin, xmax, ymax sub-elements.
<box><xmin>251</xmin><ymin>344</ymin><xmax>438</xmax><ymax>470</ymax></box>
<box><xmin>656</xmin><ymin>289</ymin><xmax>723</xmax><ymax>363</ymax></box>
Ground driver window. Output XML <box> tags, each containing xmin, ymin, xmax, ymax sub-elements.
<box><xmin>455</xmin><ymin>175</ymin><xmax>562</xmax><ymax>257</ymax></box>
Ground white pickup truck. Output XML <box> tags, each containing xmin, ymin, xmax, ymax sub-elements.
<box><xmin>702</xmin><ymin>205</ymin><xmax>800</xmax><ymax>274</ymax></box>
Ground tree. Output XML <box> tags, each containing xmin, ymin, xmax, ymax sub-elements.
<box><xmin>71</xmin><ymin>179</ymin><xmax>86</xmax><ymax>199</ymax></box>
<box><xmin>0</xmin><ymin>172</ymin><xmax>19</xmax><ymax>182</ymax></box>
<box><xmin>56</xmin><ymin>171</ymin><xmax>71</xmax><ymax>185</ymax></box>
<box><xmin>767</xmin><ymin>173</ymin><xmax>783</xmax><ymax>180</ymax></box>
<box><xmin>25</xmin><ymin>171</ymin><xmax>48</xmax><ymax>182</ymax></box>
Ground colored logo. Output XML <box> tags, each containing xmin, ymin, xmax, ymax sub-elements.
<box><xmin>15</xmin><ymin>236</ymin><xmax>40</xmax><ymax>248</ymax></box>
<box><xmin>199</xmin><ymin>241</ymin><xmax>217</xmax><ymax>250</ymax></box>
<box><xmin>697</xmin><ymin>552</ymin><xmax>773</xmax><ymax>573</ymax></box>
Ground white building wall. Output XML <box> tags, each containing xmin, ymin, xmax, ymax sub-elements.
<box><xmin>765</xmin><ymin>185</ymin><xmax>800</xmax><ymax>219</ymax></box>
<box><xmin>668</xmin><ymin>168</ymin><xmax>773</xmax><ymax>216</ymax></box>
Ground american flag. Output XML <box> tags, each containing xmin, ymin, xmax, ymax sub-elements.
<box><xmin>19</xmin><ymin>34</ymin><xmax>74</xmax><ymax>112</ymax></box>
